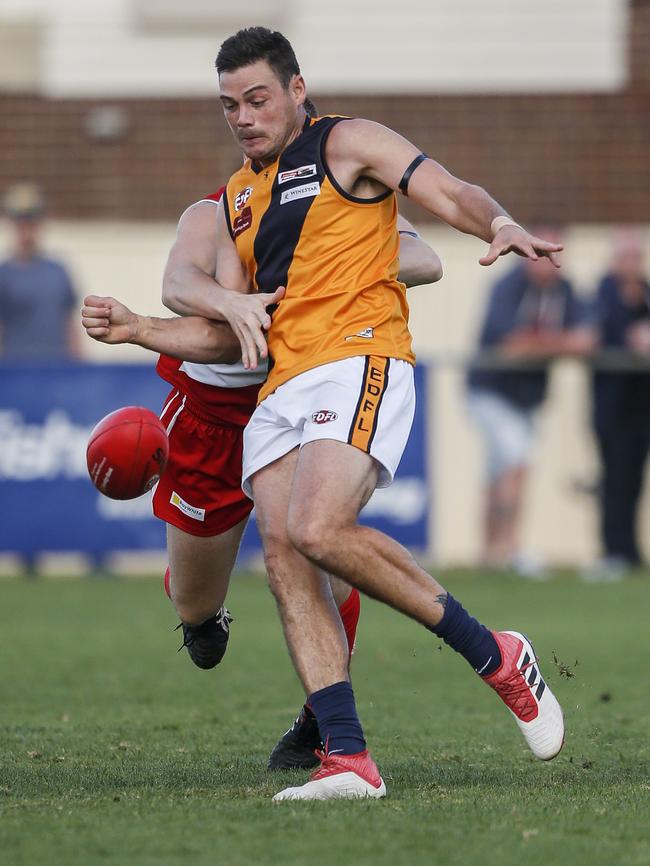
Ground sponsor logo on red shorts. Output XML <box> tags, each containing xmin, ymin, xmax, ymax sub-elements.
<box><xmin>170</xmin><ymin>491</ymin><xmax>206</xmax><ymax>521</ymax></box>
<box><xmin>311</xmin><ymin>410</ymin><xmax>338</xmax><ymax>424</ymax></box>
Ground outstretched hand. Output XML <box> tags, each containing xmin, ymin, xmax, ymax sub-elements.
<box><xmin>221</xmin><ymin>285</ymin><xmax>285</xmax><ymax>369</ymax></box>
<box><xmin>479</xmin><ymin>225</ymin><xmax>563</xmax><ymax>267</ymax></box>
<box><xmin>81</xmin><ymin>295</ymin><xmax>139</xmax><ymax>344</ymax></box>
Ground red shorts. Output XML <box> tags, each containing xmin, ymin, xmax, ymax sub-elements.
<box><xmin>152</xmin><ymin>380</ymin><xmax>259</xmax><ymax>538</ymax></box>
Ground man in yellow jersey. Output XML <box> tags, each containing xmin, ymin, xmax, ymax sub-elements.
<box><xmin>212</xmin><ymin>27</ymin><xmax>565</xmax><ymax>801</ymax></box>
<box><xmin>84</xmin><ymin>26</ymin><xmax>566</xmax><ymax>801</ymax></box>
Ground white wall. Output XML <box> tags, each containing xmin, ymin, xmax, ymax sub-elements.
<box><xmin>0</xmin><ymin>0</ymin><xmax>628</xmax><ymax>96</ymax></box>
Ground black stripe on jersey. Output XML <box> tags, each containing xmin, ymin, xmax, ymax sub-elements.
<box><xmin>253</xmin><ymin>116</ymin><xmax>342</xmax><ymax>296</ymax></box>
<box><xmin>321</xmin><ymin>119</ymin><xmax>393</xmax><ymax>205</ymax></box>
<box><xmin>222</xmin><ymin>189</ymin><xmax>234</xmax><ymax>240</ymax></box>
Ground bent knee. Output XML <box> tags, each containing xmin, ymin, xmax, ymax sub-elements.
<box><xmin>287</xmin><ymin>515</ymin><xmax>337</xmax><ymax>564</ymax></box>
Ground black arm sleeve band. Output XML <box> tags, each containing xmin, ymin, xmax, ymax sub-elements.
<box><xmin>398</xmin><ymin>153</ymin><xmax>428</xmax><ymax>196</ymax></box>
<box><xmin>398</xmin><ymin>230</ymin><xmax>420</xmax><ymax>239</ymax></box>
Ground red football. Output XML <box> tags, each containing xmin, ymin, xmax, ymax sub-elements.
<box><xmin>86</xmin><ymin>406</ymin><xmax>169</xmax><ymax>500</ymax></box>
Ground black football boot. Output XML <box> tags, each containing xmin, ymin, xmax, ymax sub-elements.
<box><xmin>176</xmin><ymin>607</ymin><xmax>233</xmax><ymax>670</ymax></box>
<box><xmin>268</xmin><ymin>706</ymin><xmax>322</xmax><ymax>770</ymax></box>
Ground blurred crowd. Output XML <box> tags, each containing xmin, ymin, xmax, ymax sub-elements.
<box><xmin>467</xmin><ymin>224</ymin><xmax>650</xmax><ymax>581</ymax></box>
<box><xmin>1</xmin><ymin>184</ymin><xmax>648</xmax><ymax>577</ymax></box>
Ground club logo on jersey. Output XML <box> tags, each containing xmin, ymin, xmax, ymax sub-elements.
<box><xmin>280</xmin><ymin>181</ymin><xmax>320</xmax><ymax>205</ymax></box>
<box><xmin>235</xmin><ymin>186</ymin><xmax>253</xmax><ymax>210</ymax></box>
<box><xmin>232</xmin><ymin>205</ymin><xmax>252</xmax><ymax>238</ymax></box>
<box><xmin>170</xmin><ymin>491</ymin><xmax>206</xmax><ymax>521</ymax></box>
<box><xmin>312</xmin><ymin>410</ymin><xmax>338</xmax><ymax>424</ymax></box>
<box><xmin>345</xmin><ymin>327</ymin><xmax>374</xmax><ymax>341</ymax></box>
<box><xmin>278</xmin><ymin>164</ymin><xmax>317</xmax><ymax>185</ymax></box>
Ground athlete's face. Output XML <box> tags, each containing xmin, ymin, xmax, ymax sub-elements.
<box><xmin>219</xmin><ymin>60</ymin><xmax>306</xmax><ymax>165</ymax></box>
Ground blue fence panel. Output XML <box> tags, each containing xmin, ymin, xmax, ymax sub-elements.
<box><xmin>0</xmin><ymin>362</ymin><xmax>430</xmax><ymax>560</ymax></box>
<box><xmin>0</xmin><ymin>362</ymin><xmax>168</xmax><ymax>555</ymax></box>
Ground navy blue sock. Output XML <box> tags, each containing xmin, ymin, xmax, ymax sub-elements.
<box><xmin>308</xmin><ymin>681</ymin><xmax>366</xmax><ymax>756</ymax></box>
<box><xmin>428</xmin><ymin>594</ymin><xmax>501</xmax><ymax>676</ymax></box>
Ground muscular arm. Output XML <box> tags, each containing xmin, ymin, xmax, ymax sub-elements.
<box><xmin>396</xmin><ymin>215</ymin><xmax>442</xmax><ymax>287</ymax></box>
<box><xmin>162</xmin><ymin>201</ymin><xmax>283</xmax><ymax>368</ymax></box>
<box><xmin>133</xmin><ymin>315</ymin><xmax>241</xmax><ymax>363</ymax></box>
<box><xmin>163</xmin><ymin>201</ymin><xmax>249</xmax><ymax>317</ymax></box>
<box><xmin>81</xmin><ymin>204</ymin><xmax>246</xmax><ymax>363</ymax></box>
<box><xmin>81</xmin><ymin>295</ymin><xmax>241</xmax><ymax>363</ymax></box>
<box><xmin>326</xmin><ymin>119</ymin><xmax>562</xmax><ymax>267</ymax></box>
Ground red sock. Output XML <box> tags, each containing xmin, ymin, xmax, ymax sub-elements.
<box><xmin>338</xmin><ymin>588</ymin><xmax>361</xmax><ymax>660</ymax></box>
<box><xmin>163</xmin><ymin>566</ymin><xmax>172</xmax><ymax>600</ymax></box>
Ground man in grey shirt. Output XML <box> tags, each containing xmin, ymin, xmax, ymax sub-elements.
<box><xmin>0</xmin><ymin>184</ymin><xmax>78</xmax><ymax>360</ymax></box>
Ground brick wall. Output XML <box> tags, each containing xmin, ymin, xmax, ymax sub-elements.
<box><xmin>1</xmin><ymin>4</ymin><xmax>648</xmax><ymax>223</ymax></box>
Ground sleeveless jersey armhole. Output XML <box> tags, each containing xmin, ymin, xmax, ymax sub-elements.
<box><xmin>320</xmin><ymin>118</ymin><xmax>394</xmax><ymax>206</ymax></box>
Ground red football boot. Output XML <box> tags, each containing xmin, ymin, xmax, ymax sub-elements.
<box><xmin>483</xmin><ymin>630</ymin><xmax>564</xmax><ymax>760</ymax></box>
<box><xmin>273</xmin><ymin>748</ymin><xmax>386</xmax><ymax>801</ymax></box>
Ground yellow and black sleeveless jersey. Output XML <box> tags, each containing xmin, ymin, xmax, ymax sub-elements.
<box><xmin>223</xmin><ymin>115</ymin><xmax>415</xmax><ymax>402</ymax></box>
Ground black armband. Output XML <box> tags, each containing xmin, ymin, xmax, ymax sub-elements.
<box><xmin>398</xmin><ymin>153</ymin><xmax>428</xmax><ymax>196</ymax></box>
<box><xmin>398</xmin><ymin>230</ymin><xmax>420</xmax><ymax>239</ymax></box>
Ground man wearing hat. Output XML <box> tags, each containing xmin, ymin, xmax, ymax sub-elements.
<box><xmin>0</xmin><ymin>183</ymin><xmax>79</xmax><ymax>360</ymax></box>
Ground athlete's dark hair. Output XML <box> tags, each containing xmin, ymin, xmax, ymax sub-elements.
<box><xmin>304</xmin><ymin>97</ymin><xmax>317</xmax><ymax>117</ymax></box>
<box><xmin>216</xmin><ymin>27</ymin><xmax>300</xmax><ymax>89</ymax></box>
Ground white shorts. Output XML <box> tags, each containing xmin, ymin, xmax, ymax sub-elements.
<box><xmin>467</xmin><ymin>388</ymin><xmax>536</xmax><ymax>481</ymax></box>
<box><xmin>242</xmin><ymin>356</ymin><xmax>415</xmax><ymax>498</ymax></box>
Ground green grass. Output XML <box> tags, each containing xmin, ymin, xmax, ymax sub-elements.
<box><xmin>1</xmin><ymin>571</ymin><xmax>649</xmax><ymax>866</ymax></box>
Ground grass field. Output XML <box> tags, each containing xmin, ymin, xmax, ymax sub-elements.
<box><xmin>1</xmin><ymin>570</ymin><xmax>649</xmax><ymax>866</ymax></box>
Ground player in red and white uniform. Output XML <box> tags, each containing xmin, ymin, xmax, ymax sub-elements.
<box><xmin>153</xmin><ymin>189</ymin><xmax>267</xmax><ymax>668</ymax></box>
<box><xmin>82</xmin><ymin>187</ymin><xmax>442</xmax><ymax>769</ymax></box>
<box><xmin>154</xmin><ymin>192</ymin><xmax>259</xmax><ymax>609</ymax></box>
<box><xmin>155</xmin><ymin>188</ymin><xmax>259</xmax><ymax>543</ymax></box>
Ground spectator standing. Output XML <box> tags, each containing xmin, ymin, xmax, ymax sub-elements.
<box><xmin>588</xmin><ymin>229</ymin><xmax>650</xmax><ymax>580</ymax></box>
<box><xmin>0</xmin><ymin>183</ymin><xmax>79</xmax><ymax>360</ymax></box>
<box><xmin>467</xmin><ymin>225</ymin><xmax>594</xmax><ymax>575</ymax></box>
